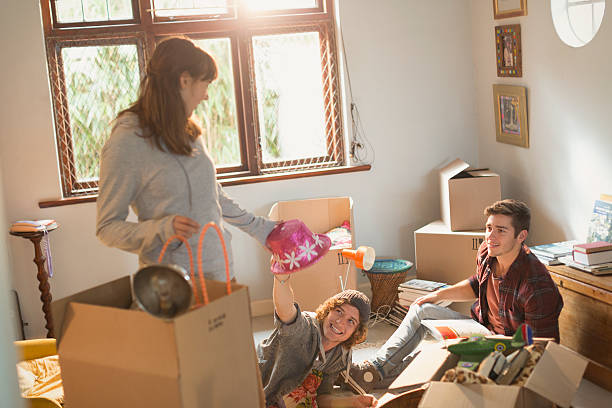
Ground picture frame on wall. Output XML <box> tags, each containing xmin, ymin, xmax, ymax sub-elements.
<box><xmin>493</xmin><ymin>0</ymin><xmax>527</xmax><ymax>19</ymax></box>
<box><xmin>496</xmin><ymin>24</ymin><xmax>522</xmax><ymax>77</ymax></box>
<box><xmin>493</xmin><ymin>84</ymin><xmax>529</xmax><ymax>148</ymax></box>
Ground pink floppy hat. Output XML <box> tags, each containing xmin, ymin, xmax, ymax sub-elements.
<box><xmin>266</xmin><ymin>219</ymin><xmax>332</xmax><ymax>275</ymax></box>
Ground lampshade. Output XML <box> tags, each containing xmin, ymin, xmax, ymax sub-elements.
<box><xmin>133</xmin><ymin>264</ymin><xmax>193</xmax><ymax>319</ymax></box>
<box><xmin>341</xmin><ymin>246</ymin><xmax>376</xmax><ymax>271</ymax></box>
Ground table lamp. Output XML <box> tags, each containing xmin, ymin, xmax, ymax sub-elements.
<box><xmin>342</xmin><ymin>246</ymin><xmax>376</xmax><ymax>271</ymax></box>
<box><xmin>339</xmin><ymin>246</ymin><xmax>375</xmax><ymax>291</ymax></box>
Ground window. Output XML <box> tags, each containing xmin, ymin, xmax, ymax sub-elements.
<box><xmin>551</xmin><ymin>0</ymin><xmax>606</xmax><ymax>47</ymax></box>
<box><xmin>41</xmin><ymin>0</ymin><xmax>345</xmax><ymax>199</ymax></box>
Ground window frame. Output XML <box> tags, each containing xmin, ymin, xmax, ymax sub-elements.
<box><xmin>39</xmin><ymin>0</ymin><xmax>351</xmax><ymax>201</ymax></box>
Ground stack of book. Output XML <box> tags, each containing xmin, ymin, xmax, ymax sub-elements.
<box><xmin>529</xmin><ymin>240</ymin><xmax>578</xmax><ymax>266</ymax></box>
<box><xmin>382</xmin><ymin>278</ymin><xmax>453</xmax><ymax>327</ymax></box>
<box><xmin>558</xmin><ymin>240</ymin><xmax>612</xmax><ymax>276</ymax></box>
<box><xmin>386</xmin><ymin>302</ymin><xmax>410</xmax><ymax>327</ymax></box>
<box><xmin>397</xmin><ymin>278</ymin><xmax>451</xmax><ymax>308</ymax></box>
<box><xmin>10</xmin><ymin>219</ymin><xmax>58</xmax><ymax>233</ymax></box>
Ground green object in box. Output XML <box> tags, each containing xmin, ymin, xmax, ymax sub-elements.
<box><xmin>366</xmin><ymin>258</ymin><xmax>413</xmax><ymax>274</ymax></box>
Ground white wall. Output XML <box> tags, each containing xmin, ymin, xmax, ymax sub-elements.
<box><xmin>470</xmin><ymin>1</ymin><xmax>612</xmax><ymax>245</ymax></box>
<box><xmin>0</xmin><ymin>0</ymin><xmax>477</xmax><ymax>338</ymax></box>
<box><xmin>0</xmin><ymin>161</ymin><xmax>22</xmax><ymax>405</ymax></box>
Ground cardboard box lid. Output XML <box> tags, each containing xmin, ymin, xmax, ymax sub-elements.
<box><xmin>439</xmin><ymin>159</ymin><xmax>498</xmax><ymax>181</ymax></box>
<box><xmin>439</xmin><ymin>158</ymin><xmax>471</xmax><ymax>182</ymax></box>
<box><xmin>389</xmin><ymin>341</ymin><xmax>460</xmax><ymax>391</ymax></box>
<box><xmin>467</xmin><ymin>170</ymin><xmax>499</xmax><ymax>178</ymax></box>
<box><xmin>524</xmin><ymin>341</ymin><xmax>588</xmax><ymax>408</ymax></box>
<box><xmin>52</xmin><ymin>276</ymin><xmax>133</xmax><ymax>344</ymax></box>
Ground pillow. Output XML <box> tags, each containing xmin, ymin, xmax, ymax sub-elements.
<box><xmin>16</xmin><ymin>355</ymin><xmax>64</xmax><ymax>404</ymax></box>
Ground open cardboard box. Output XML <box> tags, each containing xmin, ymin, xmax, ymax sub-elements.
<box><xmin>439</xmin><ymin>158</ymin><xmax>501</xmax><ymax>231</ymax></box>
<box><xmin>268</xmin><ymin>197</ymin><xmax>355</xmax><ymax>312</ymax></box>
<box><xmin>389</xmin><ymin>340</ymin><xmax>588</xmax><ymax>408</ymax></box>
<box><xmin>51</xmin><ymin>276</ymin><xmax>263</xmax><ymax>408</ymax></box>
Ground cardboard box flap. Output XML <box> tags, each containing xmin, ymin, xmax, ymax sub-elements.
<box><xmin>439</xmin><ymin>158</ymin><xmax>470</xmax><ymax>181</ymax></box>
<box><xmin>268</xmin><ymin>197</ymin><xmax>353</xmax><ymax>234</ymax></box>
<box><xmin>466</xmin><ymin>170</ymin><xmax>498</xmax><ymax>177</ymax></box>
<box><xmin>59</xmin><ymin>302</ymin><xmax>180</xmax><ymax>377</ymax></box>
<box><xmin>389</xmin><ymin>342</ymin><xmax>459</xmax><ymax>390</ymax></box>
<box><xmin>419</xmin><ymin>382</ymin><xmax>521</xmax><ymax>408</ymax></box>
<box><xmin>524</xmin><ymin>341</ymin><xmax>588</xmax><ymax>408</ymax></box>
<box><xmin>52</xmin><ymin>276</ymin><xmax>133</xmax><ymax>343</ymax></box>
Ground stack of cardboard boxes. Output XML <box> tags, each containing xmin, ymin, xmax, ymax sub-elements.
<box><xmin>414</xmin><ymin>159</ymin><xmax>501</xmax><ymax>315</ymax></box>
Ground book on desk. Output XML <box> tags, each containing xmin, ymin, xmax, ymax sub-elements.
<box><xmin>558</xmin><ymin>255</ymin><xmax>612</xmax><ymax>276</ymax></box>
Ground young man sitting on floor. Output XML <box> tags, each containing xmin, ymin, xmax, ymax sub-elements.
<box><xmin>257</xmin><ymin>219</ymin><xmax>377</xmax><ymax>407</ymax></box>
<box><xmin>350</xmin><ymin>199</ymin><xmax>564</xmax><ymax>392</ymax></box>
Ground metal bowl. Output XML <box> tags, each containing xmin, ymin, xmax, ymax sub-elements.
<box><xmin>133</xmin><ymin>264</ymin><xmax>193</xmax><ymax>319</ymax></box>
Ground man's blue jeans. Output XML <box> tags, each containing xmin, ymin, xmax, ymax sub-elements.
<box><xmin>372</xmin><ymin>303</ymin><xmax>471</xmax><ymax>378</ymax></box>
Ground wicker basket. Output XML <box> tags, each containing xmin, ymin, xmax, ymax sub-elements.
<box><xmin>364</xmin><ymin>259</ymin><xmax>413</xmax><ymax>314</ymax></box>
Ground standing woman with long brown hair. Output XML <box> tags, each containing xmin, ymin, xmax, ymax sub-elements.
<box><xmin>96</xmin><ymin>36</ymin><xmax>275</xmax><ymax>280</ymax></box>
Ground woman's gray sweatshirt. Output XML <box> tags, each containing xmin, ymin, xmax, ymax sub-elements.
<box><xmin>96</xmin><ymin>112</ymin><xmax>275</xmax><ymax>280</ymax></box>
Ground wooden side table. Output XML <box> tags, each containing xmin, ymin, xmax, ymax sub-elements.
<box><xmin>547</xmin><ymin>265</ymin><xmax>612</xmax><ymax>369</ymax></box>
<box><xmin>10</xmin><ymin>229</ymin><xmax>57</xmax><ymax>338</ymax></box>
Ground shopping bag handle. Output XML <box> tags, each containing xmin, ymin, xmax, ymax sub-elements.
<box><xmin>157</xmin><ymin>222</ymin><xmax>231</xmax><ymax>306</ymax></box>
<box><xmin>197</xmin><ymin>222</ymin><xmax>231</xmax><ymax>304</ymax></box>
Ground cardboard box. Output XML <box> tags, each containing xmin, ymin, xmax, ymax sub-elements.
<box><xmin>395</xmin><ymin>341</ymin><xmax>588</xmax><ymax>408</ymax></box>
<box><xmin>388</xmin><ymin>341</ymin><xmax>461</xmax><ymax>392</ymax></box>
<box><xmin>268</xmin><ymin>197</ymin><xmax>356</xmax><ymax>312</ymax></box>
<box><xmin>51</xmin><ymin>276</ymin><xmax>262</xmax><ymax>408</ymax></box>
<box><xmin>414</xmin><ymin>220</ymin><xmax>485</xmax><ymax>315</ymax></box>
<box><xmin>440</xmin><ymin>158</ymin><xmax>501</xmax><ymax>231</ymax></box>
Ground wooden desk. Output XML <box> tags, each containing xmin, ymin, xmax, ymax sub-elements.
<box><xmin>547</xmin><ymin>265</ymin><xmax>612</xmax><ymax>369</ymax></box>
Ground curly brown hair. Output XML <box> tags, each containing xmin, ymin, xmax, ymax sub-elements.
<box><xmin>315</xmin><ymin>298</ymin><xmax>368</xmax><ymax>349</ymax></box>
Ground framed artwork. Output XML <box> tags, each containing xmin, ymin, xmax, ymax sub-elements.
<box><xmin>495</xmin><ymin>24</ymin><xmax>522</xmax><ymax>77</ymax></box>
<box><xmin>493</xmin><ymin>0</ymin><xmax>527</xmax><ymax>19</ymax></box>
<box><xmin>493</xmin><ymin>85</ymin><xmax>529</xmax><ymax>148</ymax></box>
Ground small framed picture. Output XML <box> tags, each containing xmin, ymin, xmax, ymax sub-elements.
<box><xmin>493</xmin><ymin>0</ymin><xmax>527</xmax><ymax>19</ymax></box>
<box><xmin>493</xmin><ymin>85</ymin><xmax>529</xmax><ymax>148</ymax></box>
<box><xmin>495</xmin><ymin>24</ymin><xmax>522</xmax><ymax>77</ymax></box>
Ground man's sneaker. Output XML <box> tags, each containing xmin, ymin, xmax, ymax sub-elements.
<box><xmin>344</xmin><ymin>361</ymin><xmax>382</xmax><ymax>394</ymax></box>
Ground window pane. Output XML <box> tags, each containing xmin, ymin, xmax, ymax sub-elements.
<box><xmin>55</xmin><ymin>0</ymin><xmax>133</xmax><ymax>23</ymax></box>
<box><xmin>245</xmin><ymin>0</ymin><xmax>318</xmax><ymax>11</ymax></box>
<box><xmin>61</xmin><ymin>44</ymin><xmax>140</xmax><ymax>181</ymax></box>
<box><xmin>82</xmin><ymin>0</ymin><xmax>109</xmax><ymax>21</ymax></box>
<box><xmin>192</xmin><ymin>38</ymin><xmax>241</xmax><ymax>167</ymax></box>
<box><xmin>109</xmin><ymin>0</ymin><xmax>133</xmax><ymax>19</ymax></box>
<box><xmin>252</xmin><ymin>32</ymin><xmax>327</xmax><ymax>163</ymax></box>
<box><xmin>55</xmin><ymin>0</ymin><xmax>84</xmax><ymax>23</ymax></box>
<box><xmin>568</xmin><ymin>4</ymin><xmax>596</xmax><ymax>44</ymax></box>
<box><xmin>153</xmin><ymin>0</ymin><xmax>229</xmax><ymax>17</ymax></box>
